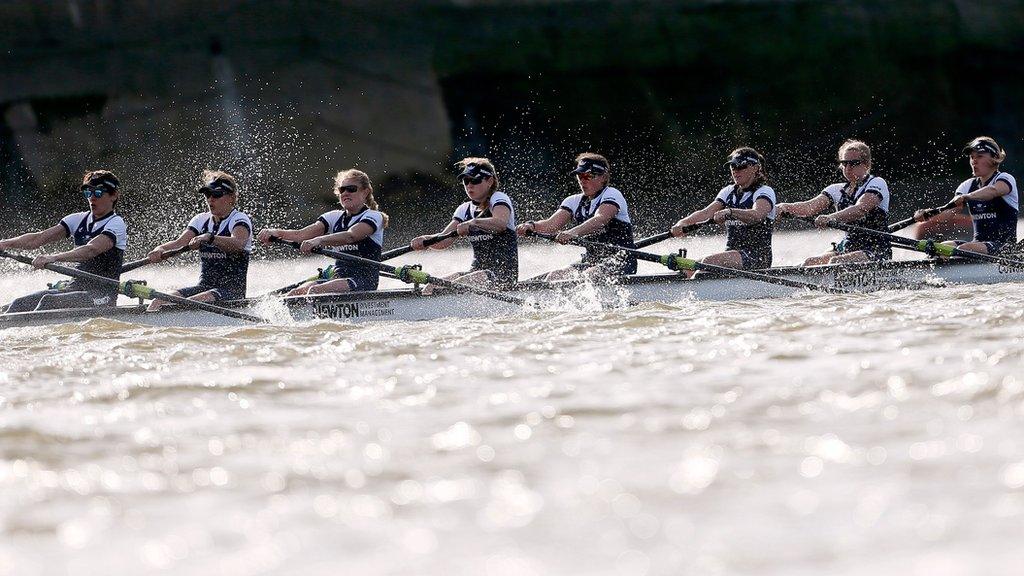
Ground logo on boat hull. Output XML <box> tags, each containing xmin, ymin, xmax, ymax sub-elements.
<box><xmin>831</xmin><ymin>268</ymin><xmax>904</xmax><ymax>290</ymax></box>
<box><xmin>314</xmin><ymin>299</ymin><xmax>396</xmax><ymax>319</ymax></box>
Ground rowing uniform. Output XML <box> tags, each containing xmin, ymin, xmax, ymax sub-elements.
<box><xmin>5</xmin><ymin>211</ymin><xmax>127</xmax><ymax>313</ymax></box>
<box><xmin>821</xmin><ymin>175</ymin><xmax>892</xmax><ymax>260</ymax></box>
<box><xmin>559</xmin><ymin>186</ymin><xmax>637</xmax><ymax>275</ymax></box>
<box><xmin>452</xmin><ymin>191</ymin><xmax>519</xmax><ymax>288</ymax></box>
<box><xmin>955</xmin><ymin>171</ymin><xmax>1018</xmax><ymax>253</ymax></box>
<box><xmin>177</xmin><ymin>209</ymin><xmax>253</xmax><ymax>301</ymax></box>
<box><xmin>714</xmin><ymin>183</ymin><xmax>776</xmax><ymax>269</ymax></box>
<box><xmin>317</xmin><ymin>206</ymin><xmax>385</xmax><ymax>291</ymax></box>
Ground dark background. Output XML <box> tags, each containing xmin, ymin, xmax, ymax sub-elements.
<box><xmin>1</xmin><ymin>0</ymin><xmax>1022</xmax><ymax>254</ymax></box>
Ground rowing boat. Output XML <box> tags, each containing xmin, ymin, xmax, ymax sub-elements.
<box><xmin>2</xmin><ymin>257</ymin><xmax>1022</xmax><ymax>329</ymax></box>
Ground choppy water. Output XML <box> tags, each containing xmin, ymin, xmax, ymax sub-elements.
<box><xmin>2</xmin><ymin>231</ymin><xmax>1024</xmax><ymax>576</ymax></box>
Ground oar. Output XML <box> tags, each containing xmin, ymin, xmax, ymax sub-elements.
<box><xmin>258</xmin><ymin>231</ymin><xmax>459</xmax><ymax>297</ymax></box>
<box><xmin>268</xmin><ymin>237</ymin><xmax>533</xmax><ymax>306</ymax></box>
<box><xmin>523</xmin><ymin>221</ymin><xmax>708</xmax><ymax>281</ymax></box>
<box><xmin>0</xmin><ymin>249</ymin><xmax>268</xmax><ymax>323</ymax></box>
<box><xmin>379</xmin><ymin>230</ymin><xmax>459</xmax><ymax>260</ymax></box>
<box><xmin>528</xmin><ymin>233</ymin><xmax>850</xmax><ymax>294</ymax></box>
<box><xmin>888</xmin><ymin>200</ymin><xmax>959</xmax><ymax>232</ymax></box>
<box><xmin>120</xmin><ymin>245</ymin><xmax>194</xmax><ymax>273</ymax></box>
<box><xmin>821</xmin><ymin>220</ymin><xmax>1024</xmax><ymax>267</ymax></box>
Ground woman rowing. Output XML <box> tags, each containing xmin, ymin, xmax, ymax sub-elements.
<box><xmin>777</xmin><ymin>139</ymin><xmax>892</xmax><ymax>265</ymax></box>
<box><xmin>409</xmin><ymin>157</ymin><xmax>518</xmax><ymax>291</ymax></box>
<box><xmin>670</xmin><ymin>147</ymin><xmax>776</xmax><ymax>273</ymax></box>
<box><xmin>913</xmin><ymin>136</ymin><xmax>1017</xmax><ymax>255</ymax></box>
<box><xmin>515</xmin><ymin>153</ymin><xmax>636</xmax><ymax>281</ymax></box>
<box><xmin>256</xmin><ymin>169</ymin><xmax>388</xmax><ymax>295</ymax></box>
<box><xmin>0</xmin><ymin>170</ymin><xmax>128</xmax><ymax>313</ymax></box>
<box><xmin>145</xmin><ymin>171</ymin><xmax>253</xmax><ymax>312</ymax></box>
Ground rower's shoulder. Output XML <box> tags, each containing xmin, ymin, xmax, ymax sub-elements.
<box><xmin>489</xmin><ymin>190</ymin><xmax>514</xmax><ymax>205</ymax></box>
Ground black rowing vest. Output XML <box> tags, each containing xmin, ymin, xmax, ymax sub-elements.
<box><xmin>453</xmin><ymin>191</ymin><xmax>519</xmax><ymax>287</ymax></box>
<box><xmin>317</xmin><ymin>207</ymin><xmax>384</xmax><ymax>291</ymax></box>
<box><xmin>957</xmin><ymin>171</ymin><xmax>1019</xmax><ymax>245</ymax></box>
<box><xmin>824</xmin><ymin>175</ymin><xmax>891</xmax><ymax>258</ymax></box>
<box><xmin>718</xmin><ymin>183</ymin><xmax>776</xmax><ymax>267</ymax></box>
<box><xmin>560</xmin><ymin>187</ymin><xmax>637</xmax><ymax>273</ymax></box>
<box><xmin>61</xmin><ymin>211</ymin><xmax>126</xmax><ymax>295</ymax></box>
<box><xmin>188</xmin><ymin>209</ymin><xmax>252</xmax><ymax>299</ymax></box>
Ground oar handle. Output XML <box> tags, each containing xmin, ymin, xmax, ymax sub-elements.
<box><xmin>380</xmin><ymin>230</ymin><xmax>458</xmax><ymax>260</ymax></box>
<box><xmin>634</xmin><ymin>232</ymin><xmax>672</xmax><ymax>249</ymax></box>
<box><xmin>887</xmin><ymin>200</ymin><xmax>960</xmax><ymax>232</ymax></box>
<box><xmin>120</xmin><ymin>245</ymin><xmax>194</xmax><ymax>273</ymax></box>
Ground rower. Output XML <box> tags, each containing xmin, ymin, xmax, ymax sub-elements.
<box><xmin>913</xmin><ymin>136</ymin><xmax>1017</xmax><ymax>256</ymax></box>
<box><xmin>256</xmin><ymin>169</ymin><xmax>388</xmax><ymax>295</ymax></box>
<box><xmin>145</xmin><ymin>171</ymin><xmax>253</xmax><ymax>312</ymax></box>
<box><xmin>409</xmin><ymin>157</ymin><xmax>518</xmax><ymax>291</ymax></box>
<box><xmin>515</xmin><ymin>153</ymin><xmax>636</xmax><ymax>281</ymax></box>
<box><xmin>777</xmin><ymin>139</ymin><xmax>892</xmax><ymax>265</ymax></box>
<box><xmin>0</xmin><ymin>170</ymin><xmax>128</xmax><ymax>313</ymax></box>
<box><xmin>670</xmin><ymin>147</ymin><xmax>776</xmax><ymax>274</ymax></box>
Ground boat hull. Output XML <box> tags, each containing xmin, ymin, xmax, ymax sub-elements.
<box><xmin>2</xmin><ymin>258</ymin><xmax>1022</xmax><ymax>329</ymax></box>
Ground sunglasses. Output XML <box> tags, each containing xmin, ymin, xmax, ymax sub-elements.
<box><xmin>727</xmin><ymin>162</ymin><xmax>756</xmax><ymax>170</ymax></box>
<box><xmin>199</xmin><ymin>187</ymin><xmax>232</xmax><ymax>199</ymax></box>
<box><xmin>460</xmin><ymin>175</ymin><xmax>488</xmax><ymax>185</ymax></box>
<box><xmin>336</xmin><ymin>185</ymin><xmax>360</xmax><ymax>194</ymax></box>
<box><xmin>838</xmin><ymin>159</ymin><xmax>864</xmax><ymax>167</ymax></box>
<box><xmin>576</xmin><ymin>172</ymin><xmax>602</xmax><ymax>181</ymax></box>
<box><xmin>81</xmin><ymin>186</ymin><xmax>111</xmax><ymax>199</ymax></box>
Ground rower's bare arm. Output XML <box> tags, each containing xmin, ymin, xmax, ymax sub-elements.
<box><xmin>0</xmin><ymin>224</ymin><xmax>66</xmax><ymax>250</ymax></box>
<box><xmin>150</xmin><ymin>229</ymin><xmax>195</xmax><ymax>261</ymax></box>
<box><xmin>965</xmin><ymin>179</ymin><xmax>1012</xmax><ymax>202</ymax></box>
<box><xmin>778</xmin><ymin>194</ymin><xmax>831</xmax><ymax>217</ymax></box>
<box><xmin>216</xmin><ymin>224</ymin><xmax>251</xmax><ymax>254</ymax></box>
<box><xmin>567</xmin><ymin>203</ymin><xmax>616</xmax><ymax>236</ymax></box>
<box><xmin>518</xmin><ymin>209</ymin><xmax>571</xmax><ymax>236</ymax></box>
<box><xmin>257</xmin><ymin>222</ymin><xmax>325</xmax><ymax>245</ymax></box>
<box><xmin>832</xmin><ymin>192</ymin><xmax>880</xmax><ymax>222</ymax></box>
<box><xmin>729</xmin><ymin>198</ymin><xmax>773</xmax><ymax>224</ymax></box>
<box><xmin>672</xmin><ymin>201</ymin><xmax>721</xmax><ymax>236</ymax></box>
<box><xmin>413</xmin><ymin>221</ymin><xmax>459</xmax><ymax>250</ymax></box>
<box><xmin>52</xmin><ymin>234</ymin><xmax>115</xmax><ymax>263</ymax></box>
<box><xmin>680</xmin><ymin>201</ymin><xmax>724</xmax><ymax>226</ymax></box>
<box><xmin>466</xmin><ymin>204</ymin><xmax>511</xmax><ymax>233</ymax></box>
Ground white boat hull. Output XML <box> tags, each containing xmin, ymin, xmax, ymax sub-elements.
<box><xmin>3</xmin><ymin>258</ymin><xmax>1023</xmax><ymax>329</ymax></box>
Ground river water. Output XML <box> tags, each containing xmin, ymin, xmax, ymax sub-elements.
<box><xmin>2</xmin><ymin>230</ymin><xmax>1023</xmax><ymax>576</ymax></box>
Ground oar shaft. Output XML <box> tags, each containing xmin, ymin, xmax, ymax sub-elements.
<box><xmin>120</xmin><ymin>245</ymin><xmax>193</xmax><ymax>273</ymax></box>
<box><xmin>825</xmin><ymin>220</ymin><xmax>1024</xmax><ymax>266</ymax></box>
<box><xmin>528</xmin><ymin>233</ymin><xmax>848</xmax><ymax>294</ymax></box>
<box><xmin>380</xmin><ymin>230</ymin><xmax>458</xmax><ymax>260</ymax></box>
<box><xmin>887</xmin><ymin>200</ymin><xmax>959</xmax><ymax>232</ymax></box>
<box><xmin>0</xmin><ymin>250</ymin><xmax>267</xmax><ymax>323</ymax></box>
<box><xmin>270</xmin><ymin>237</ymin><xmax>530</xmax><ymax>306</ymax></box>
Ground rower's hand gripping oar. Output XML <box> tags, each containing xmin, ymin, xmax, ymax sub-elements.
<box><xmin>259</xmin><ymin>231</ymin><xmax>459</xmax><ymax>297</ymax></box>
<box><xmin>887</xmin><ymin>200</ymin><xmax>960</xmax><ymax>232</ymax></box>
<box><xmin>817</xmin><ymin>219</ymin><xmax>1024</xmax><ymax>267</ymax></box>
<box><xmin>523</xmin><ymin>221</ymin><xmax>709</xmax><ymax>281</ymax></box>
<box><xmin>120</xmin><ymin>245</ymin><xmax>194</xmax><ymax>273</ymax></box>
<box><xmin>0</xmin><ymin>249</ymin><xmax>269</xmax><ymax>323</ymax></box>
<box><xmin>527</xmin><ymin>233</ymin><xmax>851</xmax><ymax>294</ymax></box>
<box><xmin>268</xmin><ymin>237</ymin><xmax>534</xmax><ymax>307</ymax></box>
